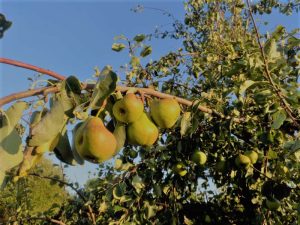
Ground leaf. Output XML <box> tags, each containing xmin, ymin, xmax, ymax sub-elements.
<box><xmin>0</xmin><ymin>129</ymin><xmax>23</xmax><ymax>171</ymax></box>
<box><xmin>265</xmin><ymin>39</ymin><xmax>281</xmax><ymax>63</ymax></box>
<box><xmin>132</xmin><ymin>175</ymin><xmax>144</xmax><ymax>193</ymax></box>
<box><xmin>134</xmin><ymin>34</ymin><xmax>146</xmax><ymax>42</ymax></box>
<box><xmin>180</xmin><ymin>112</ymin><xmax>192</xmax><ymax>136</ymax></box>
<box><xmin>29</xmin><ymin>100</ymin><xmax>65</xmax><ymax>146</ymax></box>
<box><xmin>140</xmin><ymin>45</ymin><xmax>152</xmax><ymax>57</ymax></box>
<box><xmin>89</xmin><ymin>66</ymin><xmax>117</xmax><ymax>109</ymax></box>
<box><xmin>54</xmin><ymin>126</ymin><xmax>76</xmax><ymax>165</ymax></box>
<box><xmin>113</xmin><ymin>184</ymin><xmax>124</xmax><ymax>200</ymax></box>
<box><xmin>71</xmin><ymin>122</ymin><xmax>85</xmax><ymax>165</ymax></box>
<box><xmin>271</xmin><ymin>109</ymin><xmax>286</xmax><ymax>129</ymax></box>
<box><xmin>114</xmin><ymin>158</ymin><xmax>123</xmax><ymax>170</ymax></box>
<box><xmin>0</xmin><ymin>111</ymin><xmax>10</xmax><ymax>140</ymax></box>
<box><xmin>113</xmin><ymin>122</ymin><xmax>126</xmax><ymax>154</ymax></box>
<box><xmin>130</xmin><ymin>56</ymin><xmax>140</xmax><ymax>67</ymax></box>
<box><xmin>144</xmin><ymin>201</ymin><xmax>156</xmax><ymax>219</ymax></box>
<box><xmin>112</xmin><ymin>43</ymin><xmax>126</xmax><ymax>52</ymax></box>
<box><xmin>267</xmin><ymin>149</ymin><xmax>278</xmax><ymax>160</ymax></box>
<box><xmin>65</xmin><ymin>76</ymin><xmax>82</xmax><ymax>95</ymax></box>
<box><xmin>239</xmin><ymin>80</ymin><xmax>256</xmax><ymax>96</ymax></box>
<box><xmin>5</xmin><ymin>101</ymin><xmax>29</xmax><ymax>129</ymax></box>
<box><xmin>0</xmin><ymin>170</ymin><xmax>5</xmax><ymax>189</ymax></box>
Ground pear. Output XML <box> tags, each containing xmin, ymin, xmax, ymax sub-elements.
<box><xmin>127</xmin><ymin>113</ymin><xmax>158</xmax><ymax>146</ymax></box>
<box><xmin>172</xmin><ymin>163</ymin><xmax>187</xmax><ymax>176</ymax></box>
<box><xmin>192</xmin><ymin>151</ymin><xmax>207</xmax><ymax>165</ymax></box>
<box><xmin>74</xmin><ymin>117</ymin><xmax>117</xmax><ymax>163</ymax></box>
<box><xmin>266</xmin><ymin>198</ymin><xmax>280</xmax><ymax>210</ymax></box>
<box><xmin>244</xmin><ymin>150</ymin><xmax>258</xmax><ymax>164</ymax></box>
<box><xmin>112</xmin><ymin>93</ymin><xmax>144</xmax><ymax>123</ymax></box>
<box><xmin>235</xmin><ymin>154</ymin><xmax>251</xmax><ymax>167</ymax></box>
<box><xmin>150</xmin><ymin>98</ymin><xmax>181</xmax><ymax>128</ymax></box>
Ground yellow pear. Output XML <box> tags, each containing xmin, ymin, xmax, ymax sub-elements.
<box><xmin>192</xmin><ymin>151</ymin><xmax>207</xmax><ymax>165</ymax></box>
<box><xmin>244</xmin><ymin>150</ymin><xmax>258</xmax><ymax>164</ymax></box>
<box><xmin>74</xmin><ymin>117</ymin><xmax>117</xmax><ymax>163</ymax></box>
<box><xmin>172</xmin><ymin>163</ymin><xmax>187</xmax><ymax>176</ymax></box>
<box><xmin>150</xmin><ymin>98</ymin><xmax>180</xmax><ymax>128</ymax></box>
<box><xmin>235</xmin><ymin>154</ymin><xmax>251</xmax><ymax>167</ymax></box>
<box><xmin>112</xmin><ymin>93</ymin><xmax>144</xmax><ymax>123</ymax></box>
<box><xmin>127</xmin><ymin>113</ymin><xmax>158</xmax><ymax>146</ymax></box>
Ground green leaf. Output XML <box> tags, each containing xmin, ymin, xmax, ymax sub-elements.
<box><xmin>113</xmin><ymin>184</ymin><xmax>124</xmax><ymax>200</ymax></box>
<box><xmin>0</xmin><ymin>129</ymin><xmax>23</xmax><ymax>171</ymax></box>
<box><xmin>71</xmin><ymin>122</ymin><xmax>85</xmax><ymax>165</ymax></box>
<box><xmin>0</xmin><ymin>170</ymin><xmax>5</xmax><ymax>188</ymax></box>
<box><xmin>114</xmin><ymin>158</ymin><xmax>123</xmax><ymax>170</ymax></box>
<box><xmin>265</xmin><ymin>39</ymin><xmax>281</xmax><ymax>62</ymax></box>
<box><xmin>140</xmin><ymin>45</ymin><xmax>152</xmax><ymax>57</ymax></box>
<box><xmin>180</xmin><ymin>112</ymin><xmax>191</xmax><ymax>136</ymax></box>
<box><xmin>89</xmin><ymin>66</ymin><xmax>117</xmax><ymax>109</ymax></box>
<box><xmin>113</xmin><ymin>122</ymin><xmax>126</xmax><ymax>155</ymax></box>
<box><xmin>29</xmin><ymin>100</ymin><xmax>65</xmax><ymax>146</ymax></box>
<box><xmin>271</xmin><ymin>109</ymin><xmax>286</xmax><ymax>129</ymax></box>
<box><xmin>0</xmin><ymin>111</ymin><xmax>10</xmax><ymax>140</ymax></box>
<box><xmin>112</xmin><ymin>43</ymin><xmax>126</xmax><ymax>52</ymax></box>
<box><xmin>65</xmin><ymin>76</ymin><xmax>82</xmax><ymax>95</ymax></box>
<box><xmin>144</xmin><ymin>201</ymin><xmax>156</xmax><ymax>219</ymax></box>
<box><xmin>132</xmin><ymin>175</ymin><xmax>144</xmax><ymax>193</ymax></box>
<box><xmin>267</xmin><ymin>149</ymin><xmax>278</xmax><ymax>160</ymax></box>
<box><xmin>5</xmin><ymin>101</ymin><xmax>28</xmax><ymax>127</ymax></box>
<box><xmin>239</xmin><ymin>80</ymin><xmax>256</xmax><ymax>96</ymax></box>
<box><xmin>134</xmin><ymin>34</ymin><xmax>146</xmax><ymax>42</ymax></box>
<box><xmin>54</xmin><ymin>125</ymin><xmax>76</xmax><ymax>165</ymax></box>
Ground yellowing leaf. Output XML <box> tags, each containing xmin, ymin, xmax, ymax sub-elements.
<box><xmin>29</xmin><ymin>100</ymin><xmax>65</xmax><ymax>146</ymax></box>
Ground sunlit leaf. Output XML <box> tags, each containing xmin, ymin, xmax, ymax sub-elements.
<box><xmin>112</xmin><ymin>43</ymin><xmax>126</xmax><ymax>52</ymax></box>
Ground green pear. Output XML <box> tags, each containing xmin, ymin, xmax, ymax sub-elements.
<box><xmin>192</xmin><ymin>151</ymin><xmax>207</xmax><ymax>165</ymax></box>
<box><xmin>150</xmin><ymin>98</ymin><xmax>181</xmax><ymax>128</ymax></box>
<box><xmin>235</xmin><ymin>154</ymin><xmax>251</xmax><ymax>167</ymax></box>
<box><xmin>266</xmin><ymin>198</ymin><xmax>280</xmax><ymax>210</ymax></box>
<box><xmin>112</xmin><ymin>93</ymin><xmax>144</xmax><ymax>123</ymax></box>
<box><xmin>172</xmin><ymin>163</ymin><xmax>187</xmax><ymax>176</ymax></box>
<box><xmin>74</xmin><ymin>117</ymin><xmax>117</xmax><ymax>163</ymax></box>
<box><xmin>127</xmin><ymin>113</ymin><xmax>158</xmax><ymax>146</ymax></box>
<box><xmin>244</xmin><ymin>150</ymin><xmax>258</xmax><ymax>164</ymax></box>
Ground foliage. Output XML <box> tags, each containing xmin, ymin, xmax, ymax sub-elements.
<box><xmin>0</xmin><ymin>0</ymin><xmax>300</xmax><ymax>224</ymax></box>
<box><xmin>0</xmin><ymin>157</ymin><xmax>69</xmax><ymax>224</ymax></box>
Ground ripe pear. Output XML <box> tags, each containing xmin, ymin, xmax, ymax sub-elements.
<box><xmin>235</xmin><ymin>154</ymin><xmax>251</xmax><ymax>167</ymax></box>
<box><xmin>172</xmin><ymin>163</ymin><xmax>187</xmax><ymax>176</ymax></box>
<box><xmin>266</xmin><ymin>198</ymin><xmax>280</xmax><ymax>210</ymax></box>
<box><xmin>244</xmin><ymin>150</ymin><xmax>258</xmax><ymax>164</ymax></box>
<box><xmin>150</xmin><ymin>98</ymin><xmax>180</xmax><ymax>128</ymax></box>
<box><xmin>127</xmin><ymin>113</ymin><xmax>158</xmax><ymax>146</ymax></box>
<box><xmin>74</xmin><ymin>117</ymin><xmax>117</xmax><ymax>163</ymax></box>
<box><xmin>112</xmin><ymin>93</ymin><xmax>144</xmax><ymax>123</ymax></box>
<box><xmin>192</xmin><ymin>151</ymin><xmax>207</xmax><ymax>165</ymax></box>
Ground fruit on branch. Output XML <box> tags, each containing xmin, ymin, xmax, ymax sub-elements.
<box><xmin>35</xmin><ymin>134</ymin><xmax>60</xmax><ymax>154</ymax></box>
<box><xmin>266</xmin><ymin>198</ymin><xmax>280</xmax><ymax>211</ymax></box>
<box><xmin>74</xmin><ymin>117</ymin><xmax>117</xmax><ymax>163</ymax></box>
<box><xmin>112</xmin><ymin>93</ymin><xmax>144</xmax><ymax>123</ymax></box>
<box><xmin>244</xmin><ymin>150</ymin><xmax>258</xmax><ymax>164</ymax></box>
<box><xmin>172</xmin><ymin>163</ymin><xmax>187</xmax><ymax>176</ymax></box>
<box><xmin>127</xmin><ymin>113</ymin><xmax>158</xmax><ymax>146</ymax></box>
<box><xmin>150</xmin><ymin>98</ymin><xmax>181</xmax><ymax>128</ymax></box>
<box><xmin>235</xmin><ymin>154</ymin><xmax>251</xmax><ymax>168</ymax></box>
<box><xmin>192</xmin><ymin>151</ymin><xmax>207</xmax><ymax>165</ymax></box>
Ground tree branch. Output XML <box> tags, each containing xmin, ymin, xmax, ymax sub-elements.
<box><xmin>0</xmin><ymin>57</ymin><xmax>66</xmax><ymax>80</ymax></box>
<box><xmin>246</xmin><ymin>0</ymin><xmax>300</xmax><ymax>128</ymax></box>
<box><xmin>0</xmin><ymin>58</ymin><xmax>243</xmax><ymax>123</ymax></box>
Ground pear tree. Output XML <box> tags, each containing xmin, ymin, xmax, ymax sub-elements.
<box><xmin>0</xmin><ymin>0</ymin><xmax>300</xmax><ymax>224</ymax></box>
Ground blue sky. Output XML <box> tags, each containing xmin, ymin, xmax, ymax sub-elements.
<box><xmin>1</xmin><ymin>0</ymin><xmax>299</xmax><ymax>187</ymax></box>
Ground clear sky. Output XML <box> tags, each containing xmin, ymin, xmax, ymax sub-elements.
<box><xmin>1</xmin><ymin>0</ymin><xmax>299</xmax><ymax>187</ymax></box>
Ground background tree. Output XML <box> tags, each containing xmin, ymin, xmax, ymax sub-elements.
<box><xmin>0</xmin><ymin>0</ymin><xmax>299</xmax><ymax>224</ymax></box>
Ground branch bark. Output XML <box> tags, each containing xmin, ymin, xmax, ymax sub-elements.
<box><xmin>0</xmin><ymin>57</ymin><xmax>66</xmax><ymax>80</ymax></box>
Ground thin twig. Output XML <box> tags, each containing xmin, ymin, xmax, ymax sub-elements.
<box><xmin>246</xmin><ymin>0</ymin><xmax>300</xmax><ymax>128</ymax></box>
